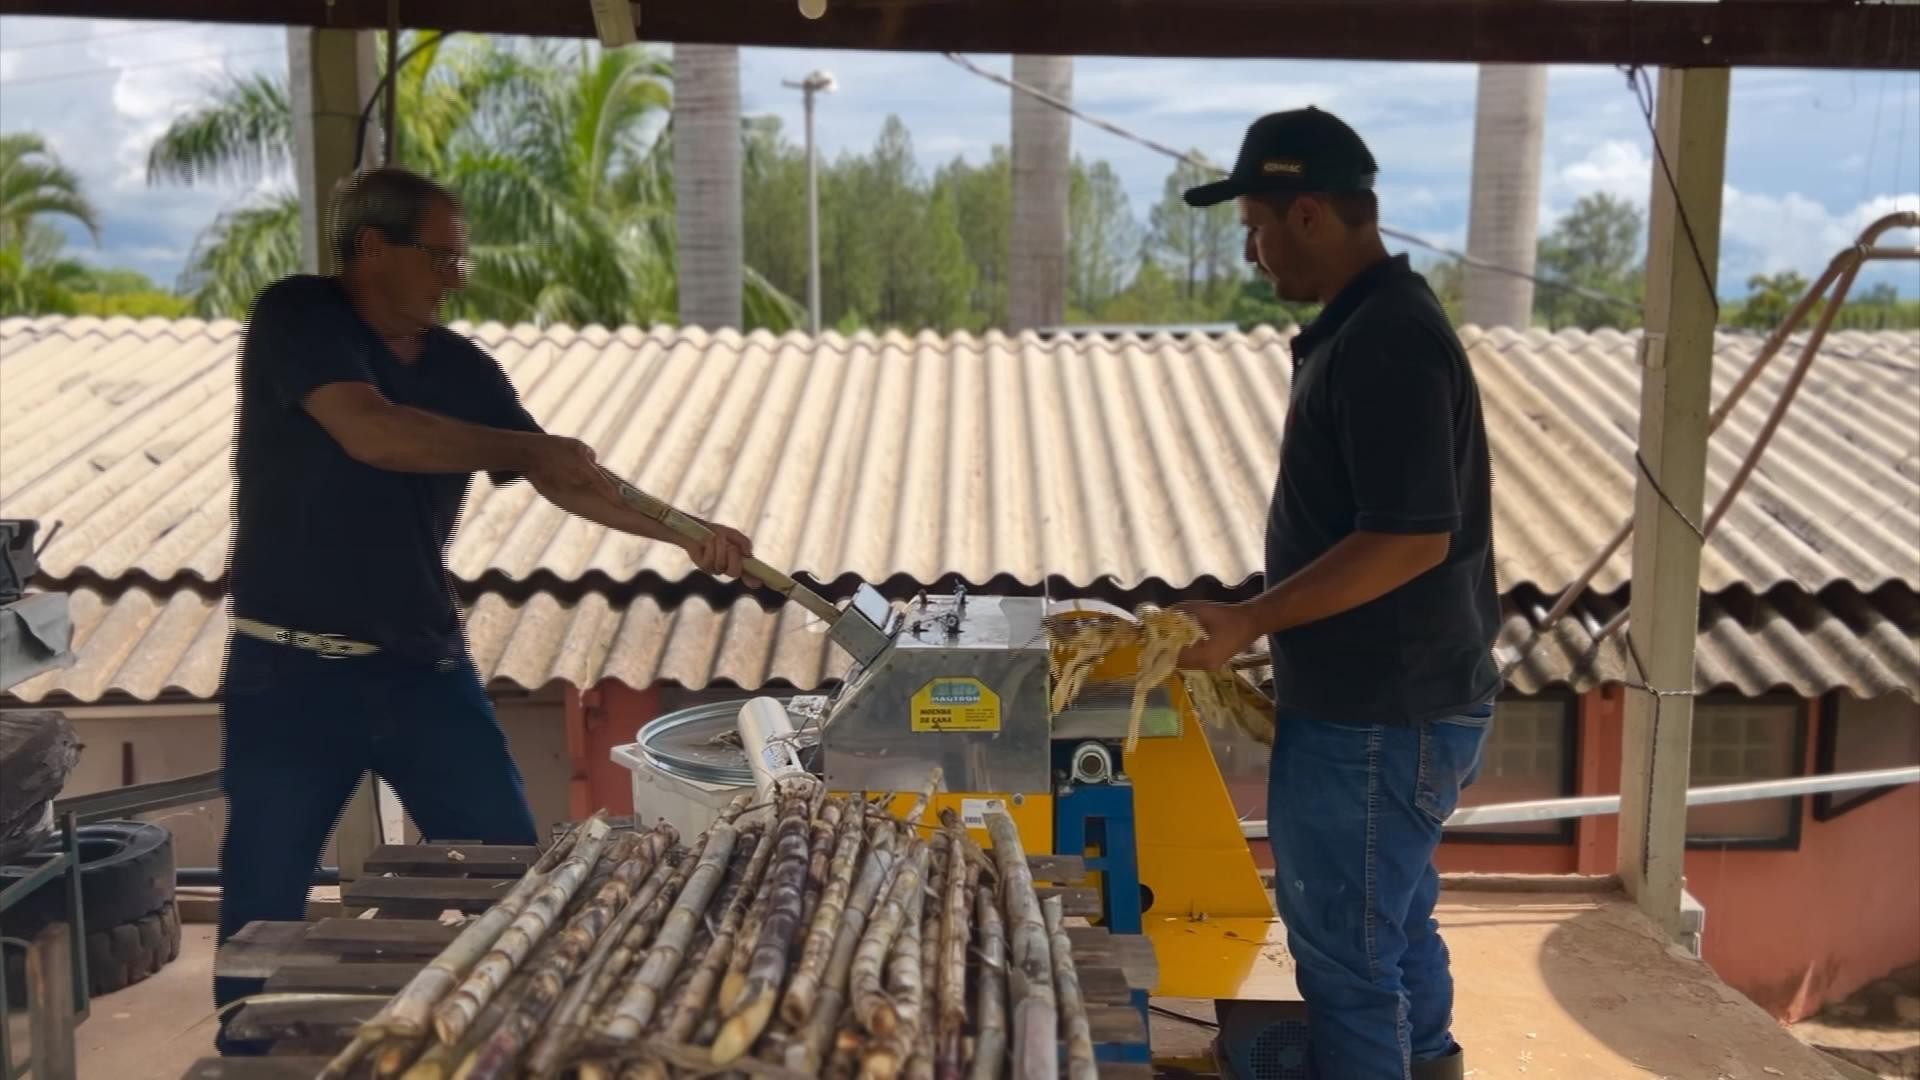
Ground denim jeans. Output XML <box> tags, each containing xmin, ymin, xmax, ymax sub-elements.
<box><xmin>214</xmin><ymin>632</ymin><xmax>538</xmax><ymax>1052</ymax></box>
<box><xmin>1266</xmin><ymin>702</ymin><xmax>1492</xmax><ymax>1080</ymax></box>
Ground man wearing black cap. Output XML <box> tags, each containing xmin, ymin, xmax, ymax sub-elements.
<box><xmin>1173</xmin><ymin>108</ymin><xmax>1499</xmax><ymax>1080</ymax></box>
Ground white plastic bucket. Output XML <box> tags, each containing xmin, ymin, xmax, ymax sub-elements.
<box><xmin>609</xmin><ymin>742</ymin><xmax>752</xmax><ymax>841</ymax></box>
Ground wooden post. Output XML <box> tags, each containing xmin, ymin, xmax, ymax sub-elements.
<box><xmin>1616</xmin><ymin>66</ymin><xmax>1728</xmax><ymax>939</ymax></box>
<box><xmin>288</xmin><ymin>28</ymin><xmax>380</xmax><ymax>275</ymax></box>
<box><xmin>26</xmin><ymin>922</ymin><xmax>77</xmax><ymax>1080</ymax></box>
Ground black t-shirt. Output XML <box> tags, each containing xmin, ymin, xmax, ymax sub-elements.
<box><xmin>1264</xmin><ymin>254</ymin><xmax>1502</xmax><ymax>723</ymax></box>
<box><xmin>227</xmin><ymin>275</ymin><xmax>541</xmax><ymax>662</ymax></box>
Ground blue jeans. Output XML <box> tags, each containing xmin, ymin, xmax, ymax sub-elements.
<box><xmin>1267</xmin><ymin>703</ymin><xmax>1491</xmax><ymax>1080</ymax></box>
<box><xmin>214</xmin><ymin>633</ymin><xmax>538</xmax><ymax>1051</ymax></box>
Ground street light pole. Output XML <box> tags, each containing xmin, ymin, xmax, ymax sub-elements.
<box><xmin>782</xmin><ymin>70</ymin><xmax>835</xmax><ymax>335</ymax></box>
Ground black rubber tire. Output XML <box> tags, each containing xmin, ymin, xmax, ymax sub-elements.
<box><xmin>0</xmin><ymin>820</ymin><xmax>176</xmax><ymax>938</ymax></box>
<box><xmin>4</xmin><ymin>901</ymin><xmax>182</xmax><ymax>1000</ymax></box>
<box><xmin>84</xmin><ymin>903</ymin><xmax>182</xmax><ymax>996</ymax></box>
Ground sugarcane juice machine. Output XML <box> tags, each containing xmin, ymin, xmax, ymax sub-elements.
<box><xmin>737</xmin><ymin>585</ymin><xmax>1298</xmax><ymax>1041</ymax></box>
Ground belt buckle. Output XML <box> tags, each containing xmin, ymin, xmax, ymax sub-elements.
<box><xmin>315</xmin><ymin>633</ymin><xmax>352</xmax><ymax>660</ymax></box>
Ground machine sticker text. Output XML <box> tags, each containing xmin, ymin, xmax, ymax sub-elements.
<box><xmin>910</xmin><ymin>677</ymin><xmax>1002</xmax><ymax>733</ymax></box>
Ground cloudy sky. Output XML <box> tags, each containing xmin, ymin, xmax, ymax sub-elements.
<box><xmin>2</xmin><ymin>15</ymin><xmax>1916</xmax><ymax>299</ymax></box>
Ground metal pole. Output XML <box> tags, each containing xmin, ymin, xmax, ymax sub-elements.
<box><xmin>804</xmin><ymin>83</ymin><xmax>821</xmax><ymax>335</ymax></box>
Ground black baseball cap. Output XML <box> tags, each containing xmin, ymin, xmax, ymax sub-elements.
<box><xmin>1183</xmin><ymin>106</ymin><xmax>1379</xmax><ymax>207</ymax></box>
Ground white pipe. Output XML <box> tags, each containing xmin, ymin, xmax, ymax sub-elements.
<box><xmin>737</xmin><ymin>697</ymin><xmax>809</xmax><ymax>801</ymax></box>
<box><xmin>1238</xmin><ymin>765</ymin><xmax>1920</xmax><ymax>839</ymax></box>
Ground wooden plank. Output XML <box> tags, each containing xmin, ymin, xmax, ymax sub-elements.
<box><xmin>1091</xmin><ymin>1066</ymin><xmax>1154</xmax><ymax>1080</ymax></box>
<box><xmin>264</xmin><ymin>962</ymin><xmax>423</xmax><ymax>994</ymax></box>
<box><xmin>224</xmin><ymin>997</ymin><xmax>376</xmax><ymax>1043</ymax></box>
<box><xmin>1076</xmin><ymin>965</ymin><xmax>1134</xmax><ymax>1005</ymax></box>
<box><xmin>362</xmin><ymin>844</ymin><xmax>535</xmax><ymax>877</ymax></box>
<box><xmin>180</xmin><ymin>1056</ymin><xmax>347</xmax><ymax>1077</ymax></box>
<box><xmin>342</xmin><ymin>875</ymin><xmax>518</xmax><ymax>916</ymax></box>
<box><xmin>1034</xmin><ymin>885</ymin><xmax>1099</xmax><ymax>919</ymax></box>
<box><xmin>27</xmin><ymin>922</ymin><xmax>77</xmax><ymax>1080</ymax></box>
<box><xmin>17</xmin><ymin>0</ymin><xmax>1916</xmax><ymax>69</ymax></box>
<box><xmin>215</xmin><ymin>922</ymin><xmax>332</xmax><ymax>980</ymax></box>
<box><xmin>305</xmin><ymin>918</ymin><xmax>462</xmax><ymax>954</ymax></box>
<box><xmin>1084</xmin><ymin>1003</ymin><xmax>1147</xmax><ymax>1044</ymax></box>
<box><xmin>1025</xmin><ymin>853</ymin><xmax>1085</xmax><ymax>882</ymax></box>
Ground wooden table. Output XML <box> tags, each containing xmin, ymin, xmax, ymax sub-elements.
<box><xmin>183</xmin><ymin>837</ymin><xmax>1160</xmax><ymax>1078</ymax></box>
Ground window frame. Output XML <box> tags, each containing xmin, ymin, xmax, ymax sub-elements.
<box><xmin>1442</xmin><ymin>689</ymin><xmax>1580</xmax><ymax>846</ymax></box>
<box><xmin>1811</xmin><ymin>692</ymin><xmax>1916</xmax><ymax>822</ymax></box>
<box><xmin>1683</xmin><ymin>691</ymin><xmax>1808</xmax><ymax>852</ymax></box>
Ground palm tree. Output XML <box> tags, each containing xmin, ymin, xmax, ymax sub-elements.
<box><xmin>2</xmin><ymin>133</ymin><xmax>100</xmax><ymax>251</ymax></box>
<box><xmin>147</xmin><ymin>36</ymin><xmax>797</xmax><ymax>330</ymax></box>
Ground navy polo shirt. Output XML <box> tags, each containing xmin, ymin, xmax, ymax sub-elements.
<box><xmin>1264</xmin><ymin>254</ymin><xmax>1502</xmax><ymax>723</ymax></box>
<box><xmin>226</xmin><ymin>275</ymin><xmax>542</xmax><ymax>663</ymax></box>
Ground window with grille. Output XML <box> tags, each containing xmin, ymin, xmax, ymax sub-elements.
<box><xmin>1446</xmin><ymin>693</ymin><xmax>1576</xmax><ymax>842</ymax></box>
<box><xmin>1814</xmin><ymin>692</ymin><xmax>1920</xmax><ymax>820</ymax></box>
<box><xmin>1686</xmin><ymin>696</ymin><xmax>1805</xmax><ymax>848</ymax></box>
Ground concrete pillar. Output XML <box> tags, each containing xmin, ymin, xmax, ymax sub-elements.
<box><xmin>1463</xmin><ymin>64</ymin><xmax>1548</xmax><ymax>329</ymax></box>
<box><xmin>287</xmin><ymin>28</ymin><xmax>379</xmax><ymax>276</ymax></box>
<box><xmin>1008</xmin><ymin>55</ymin><xmax>1072</xmax><ymax>334</ymax></box>
<box><xmin>674</xmin><ymin>44</ymin><xmax>745</xmax><ymax>331</ymax></box>
<box><xmin>1616</xmin><ymin>67</ymin><xmax>1728</xmax><ymax>940</ymax></box>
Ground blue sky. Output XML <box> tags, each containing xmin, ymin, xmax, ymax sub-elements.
<box><xmin>2</xmin><ymin>15</ymin><xmax>1916</xmax><ymax>299</ymax></box>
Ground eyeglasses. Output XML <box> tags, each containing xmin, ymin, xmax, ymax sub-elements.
<box><xmin>409</xmin><ymin>243</ymin><xmax>473</xmax><ymax>280</ymax></box>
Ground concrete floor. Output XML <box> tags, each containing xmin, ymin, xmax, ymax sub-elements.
<box><xmin>58</xmin><ymin>889</ymin><xmax>1867</xmax><ymax>1079</ymax></box>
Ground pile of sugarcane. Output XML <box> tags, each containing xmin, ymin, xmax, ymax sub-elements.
<box><xmin>317</xmin><ymin>773</ymin><xmax>1101</xmax><ymax>1080</ymax></box>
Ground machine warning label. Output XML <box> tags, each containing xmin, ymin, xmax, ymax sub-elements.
<box><xmin>960</xmin><ymin>798</ymin><xmax>1003</xmax><ymax>829</ymax></box>
<box><xmin>910</xmin><ymin>678</ymin><xmax>1001</xmax><ymax>733</ymax></box>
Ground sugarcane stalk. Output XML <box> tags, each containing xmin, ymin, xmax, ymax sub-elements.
<box><xmin>322</xmin><ymin>818</ymin><xmax>594</xmax><ymax>1077</ymax></box>
<box><xmin>900</xmin><ymin>767</ymin><xmax>944</xmax><ymax>829</ymax></box>
<box><xmin>785</xmin><ymin>824</ymin><xmax>903</xmax><ymax>1074</ymax></box>
<box><xmin>859</xmin><ymin>836</ymin><xmax>933</xmax><ymax>1080</ymax></box>
<box><xmin>965</xmin><ymin>882</ymin><xmax>1007</xmax><ymax>1080</ymax></box>
<box><xmin>431</xmin><ymin>815</ymin><xmax>616</xmax><ymax>1046</ymax></box>
<box><xmin>603</xmin><ymin>817</ymin><xmax>742</xmax><ymax>1040</ymax></box>
<box><xmin>713</xmin><ymin>780</ymin><xmax>820</xmax><ymax>1063</ymax></box>
<box><xmin>908</xmin><ymin>835</ymin><xmax>945</xmax><ymax>1080</ymax></box>
<box><xmin>985</xmin><ymin>810</ymin><xmax>1056</xmax><ymax>1080</ymax></box>
<box><xmin>721</xmin><ymin>850</ymin><xmax>781</xmax><ymax>1013</ymax></box>
<box><xmin>1042</xmin><ymin>896</ymin><xmax>1097</xmax><ymax>1080</ymax></box>
<box><xmin>373</xmin><ymin>1034</ymin><xmax>426</xmax><ymax>1078</ymax></box>
<box><xmin>406</xmin><ymin>930</ymin><xmax>569</xmax><ymax>1080</ymax></box>
<box><xmin>798</xmin><ymin>797</ymin><xmax>846</xmax><ymax>943</ymax></box>
<box><xmin>581</xmin><ymin>826</ymin><xmax>717</xmax><ymax>1032</ymax></box>
<box><xmin>852</xmin><ymin>841</ymin><xmax>930</xmax><ymax>1038</ymax></box>
<box><xmin>782</xmin><ymin>796</ymin><xmax>869</xmax><ymax>1025</ymax></box>
<box><xmin>521</xmin><ymin>826</ymin><xmax>676</xmax><ymax>1077</ymax></box>
<box><xmin>455</xmin><ymin>833</ymin><xmax>660</xmax><ymax>1080</ymax></box>
<box><xmin>657</xmin><ymin>824</ymin><xmax>776</xmax><ymax>1040</ymax></box>
<box><xmin>935</xmin><ymin>825</ymin><xmax>976</xmax><ymax>1080</ymax></box>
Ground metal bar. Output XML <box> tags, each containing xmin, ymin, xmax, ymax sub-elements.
<box><xmin>53</xmin><ymin>767</ymin><xmax>222</xmax><ymax>823</ymax></box>
<box><xmin>0</xmin><ymin>850</ymin><xmax>69</xmax><ymax>912</ymax></box>
<box><xmin>1238</xmin><ymin>766</ymin><xmax>1920</xmax><ymax>839</ymax></box>
<box><xmin>60</xmin><ymin>813</ymin><xmax>85</xmax><ymax>1019</ymax></box>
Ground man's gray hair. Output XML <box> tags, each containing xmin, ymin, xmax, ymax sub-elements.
<box><xmin>326</xmin><ymin>167</ymin><xmax>459</xmax><ymax>272</ymax></box>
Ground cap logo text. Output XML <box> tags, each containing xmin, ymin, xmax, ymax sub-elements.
<box><xmin>1261</xmin><ymin>159</ymin><xmax>1304</xmax><ymax>175</ymax></box>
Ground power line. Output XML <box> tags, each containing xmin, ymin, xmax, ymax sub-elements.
<box><xmin>0</xmin><ymin>46</ymin><xmax>281</xmax><ymax>89</ymax></box>
<box><xmin>939</xmin><ymin>51</ymin><xmax>1643</xmax><ymax>316</ymax></box>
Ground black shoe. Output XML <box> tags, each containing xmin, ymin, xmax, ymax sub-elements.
<box><xmin>1411</xmin><ymin>1045</ymin><xmax>1464</xmax><ymax>1080</ymax></box>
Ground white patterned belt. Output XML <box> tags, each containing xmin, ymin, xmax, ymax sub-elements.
<box><xmin>233</xmin><ymin>617</ymin><xmax>381</xmax><ymax>658</ymax></box>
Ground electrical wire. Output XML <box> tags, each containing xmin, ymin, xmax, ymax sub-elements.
<box><xmin>1618</xmin><ymin>63</ymin><xmax>1719</xmax><ymax>318</ymax></box>
<box><xmin>939</xmin><ymin>50</ymin><xmax>1644</xmax><ymax>316</ymax></box>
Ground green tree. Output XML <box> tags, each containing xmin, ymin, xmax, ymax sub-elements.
<box><xmin>66</xmin><ymin>266</ymin><xmax>191</xmax><ymax>318</ymax></box>
<box><xmin>146</xmin><ymin>35</ymin><xmax>797</xmax><ymax>330</ymax></box>
<box><xmin>1224</xmin><ymin>270</ymin><xmax>1318</xmax><ymax>331</ymax></box>
<box><xmin>933</xmin><ymin>148</ymin><xmax>1010</xmax><ymax>330</ymax></box>
<box><xmin>1533</xmin><ymin>193</ymin><xmax>1644</xmax><ymax>331</ymax></box>
<box><xmin>1</xmin><ymin>133</ymin><xmax>100</xmax><ymax>251</ymax></box>
<box><xmin>0</xmin><ymin>224</ymin><xmax>89</xmax><ymax>317</ymax></box>
<box><xmin>1732</xmin><ymin>270</ymin><xmax>1809</xmax><ymax>332</ymax></box>
<box><xmin>1067</xmin><ymin>156</ymin><xmax>1137</xmax><ymax>318</ymax></box>
<box><xmin>1148</xmin><ymin>156</ymin><xmax>1239</xmax><ymax>308</ymax></box>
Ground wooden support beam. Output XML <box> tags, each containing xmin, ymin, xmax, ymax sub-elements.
<box><xmin>287</xmin><ymin>27</ymin><xmax>378</xmax><ymax>277</ymax></box>
<box><xmin>1616</xmin><ymin>66</ymin><xmax>1728</xmax><ymax>941</ymax></box>
<box><xmin>26</xmin><ymin>923</ymin><xmax>78</xmax><ymax>1080</ymax></box>
<box><xmin>8</xmin><ymin>0</ymin><xmax>1916</xmax><ymax>69</ymax></box>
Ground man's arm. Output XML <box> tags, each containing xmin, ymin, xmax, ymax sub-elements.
<box><xmin>303</xmin><ymin>382</ymin><xmax>546</xmax><ymax>474</ymax></box>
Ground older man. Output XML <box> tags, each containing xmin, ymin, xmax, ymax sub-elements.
<box><xmin>1174</xmin><ymin>109</ymin><xmax>1500</xmax><ymax>1080</ymax></box>
<box><xmin>214</xmin><ymin>167</ymin><xmax>756</xmax><ymax>1050</ymax></box>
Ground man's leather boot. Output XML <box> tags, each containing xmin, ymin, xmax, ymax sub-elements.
<box><xmin>1411</xmin><ymin>1045</ymin><xmax>1465</xmax><ymax>1080</ymax></box>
